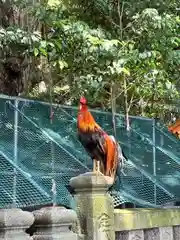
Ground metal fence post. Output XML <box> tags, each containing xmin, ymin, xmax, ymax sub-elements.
<box><xmin>152</xmin><ymin>119</ymin><xmax>157</xmax><ymax>205</ymax></box>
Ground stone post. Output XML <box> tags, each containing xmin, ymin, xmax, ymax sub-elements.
<box><xmin>0</xmin><ymin>208</ymin><xmax>34</xmax><ymax>239</ymax></box>
<box><xmin>32</xmin><ymin>206</ymin><xmax>79</xmax><ymax>240</ymax></box>
<box><xmin>70</xmin><ymin>172</ymin><xmax>115</xmax><ymax>240</ymax></box>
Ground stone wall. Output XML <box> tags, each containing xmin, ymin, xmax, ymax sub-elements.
<box><xmin>114</xmin><ymin>208</ymin><xmax>180</xmax><ymax>240</ymax></box>
<box><xmin>1</xmin><ymin>172</ymin><xmax>180</xmax><ymax>240</ymax></box>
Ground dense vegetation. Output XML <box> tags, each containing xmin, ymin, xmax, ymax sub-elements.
<box><xmin>0</xmin><ymin>0</ymin><xmax>180</xmax><ymax>122</ymax></box>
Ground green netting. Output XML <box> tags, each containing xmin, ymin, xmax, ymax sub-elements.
<box><xmin>0</xmin><ymin>152</ymin><xmax>51</xmax><ymax>208</ymax></box>
<box><xmin>0</xmin><ymin>94</ymin><xmax>179</xmax><ymax>208</ymax></box>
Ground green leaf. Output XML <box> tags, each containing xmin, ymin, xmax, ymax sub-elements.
<box><xmin>40</xmin><ymin>40</ymin><xmax>47</xmax><ymax>48</ymax></box>
<box><xmin>34</xmin><ymin>48</ymin><xmax>39</xmax><ymax>56</ymax></box>
<box><xmin>39</xmin><ymin>47</ymin><xmax>48</xmax><ymax>57</ymax></box>
<box><xmin>110</xmin><ymin>39</ymin><xmax>120</xmax><ymax>46</ymax></box>
<box><xmin>54</xmin><ymin>40</ymin><xmax>62</xmax><ymax>50</ymax></box>
<box><xmin>47</xmin><ymin>42</ymin><xmax>55</xmax><ymax>48</ymax></box>
<box><xmin>0</xmin><ymin>28</ymin><xmax>6</xmax><ymax>36</ymax></box>
<box><xmin>87</xmin><ymin>36</ymin><xmax>102</xmax><ymax>45</ymax></box>
<box><xmin>58</xmin><ymin>60</ymin><xmax>68</xmax><ymax>70</ymax></box>
<box><xmin>31</xmin><ymin>34</ymin><xmax>41</xmax><ymax>42</ymax></box>
<box><xmin>122</xmin><ymin>67</ymin><xmax>130</xmax><ymax>76</ymax></box>
<box><xmin>54</xmin><ymin>85</ymin><xmax>70</xmax><ymax>93</ymax></box>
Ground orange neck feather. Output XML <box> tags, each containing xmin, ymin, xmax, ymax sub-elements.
<box><xmin>77</xmin><ymin>104</ymin><xmax>100</xmax><ymax>132</ymax></box>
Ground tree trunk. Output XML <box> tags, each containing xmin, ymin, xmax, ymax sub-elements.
<box><xmin>0</xmin><ymin>0</ymin><xmax>42</xmax><ymax>96</ymax></box>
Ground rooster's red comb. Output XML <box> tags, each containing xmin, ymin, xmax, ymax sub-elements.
<box><xmin>80</xmin><ymin>96</ymin><xmax>87</xmax><ymax>104</ymax></box>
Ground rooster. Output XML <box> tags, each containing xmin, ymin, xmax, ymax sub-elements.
<box><xmin>168</xmin><ymin>119</ymin><xmax>180</xmax><ymax>139</ymax></box>
<box><xmin>77</xmin><ymin>96</ymin><xmax>127</xmax><ymax>181</ymax></box>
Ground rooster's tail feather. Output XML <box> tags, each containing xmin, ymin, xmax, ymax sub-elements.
<box><xmin>108</xmin><ymin>137</ymin><xmax>128</xmax><ymax>191</ymax></box>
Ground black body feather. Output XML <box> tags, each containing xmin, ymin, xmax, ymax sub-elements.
<box><xmin>78</xmin><ymin>130</ymin><xmax>106</xmax><ymax>165</ymax></box>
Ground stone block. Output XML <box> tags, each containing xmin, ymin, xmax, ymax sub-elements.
<box><xmin>0</xmin><ymin>208</ymin><xmax>34</xmax><ymax>239</ymax></box>
<box><xmin>116</xmin><ymin>230</ymin><xmax>144</xmax><ymax>240</ymax></box>
<box><xmin>173</xmin><ymin>226</ymin><xmax>180</xmax><ymax>240</ymax></box>
<box><xmin>144</xmin><ymin>227</ymin><xmax>173</xmax><ymax>240</ymax></box>
<box><xmin>33</xmin><ymin>206</ymin><xmax>79</xmax><ymax>240</ymax></box>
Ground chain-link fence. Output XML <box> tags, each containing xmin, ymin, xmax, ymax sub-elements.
<box><xmin>0</xmin><ymin>94</ymin><xmax>179</xmax><ymax>209</ymax></box>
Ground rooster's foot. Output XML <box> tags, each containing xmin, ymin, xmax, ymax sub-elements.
<box><xmin>93</xmin><ymin>160</ymin><xmax>104</xmax><ymax>176</ymax></box>
<box><xmin>95</xmin><ymin>170</ymin><xmax>104</xmax><ymax>177</ymax></box>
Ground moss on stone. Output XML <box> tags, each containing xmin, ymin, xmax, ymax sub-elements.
<box><xmin>114</xmin><ymin>208</ymin><xmax>180</xmax><ymax>231</ymax></box>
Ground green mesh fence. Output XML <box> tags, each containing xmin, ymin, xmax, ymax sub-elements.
<box><xmin>0</xmin><ymin>94</ymin><xmax>179</xmax><ymax>209</ymax></box>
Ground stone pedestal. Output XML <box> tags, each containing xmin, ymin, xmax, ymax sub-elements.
<box><xmin>33</xmin><ymin>206</ymin><xmax>78</xmax><ymax>240</ymax></box>
<box><xmin>144</xmin><ymin>227</ymin><xmax>173</xmax><ymax>240</ymax></box>
<box><xmin>70</xmin><ymin>172</ymin><xmax>115</xmax><ymax>240</ymax></box>
<box><xmin>0</xmin><ymin>208</ymin><xmax>34</xmax><ymax>239</ymax></box>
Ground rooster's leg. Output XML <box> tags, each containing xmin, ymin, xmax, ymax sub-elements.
<box><xmin>93</xmin><ymin>159</ymin><xmax>103</xmax><ymax>176</ymax></box>
<box><xmin>96</xmin><ymin>160</ymin><xmax>100</xmax><ymax>172</ymax></box>
<box><xmin>93</xmin><ymin>159</ymin><xmax>96</xmax><ymax>172</ymax></box>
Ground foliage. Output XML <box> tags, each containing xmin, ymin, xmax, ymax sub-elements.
<box><xmin>0</xmin><ymin>0</ymin><xmax>180</xmax><ymax>122</ymax></box>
